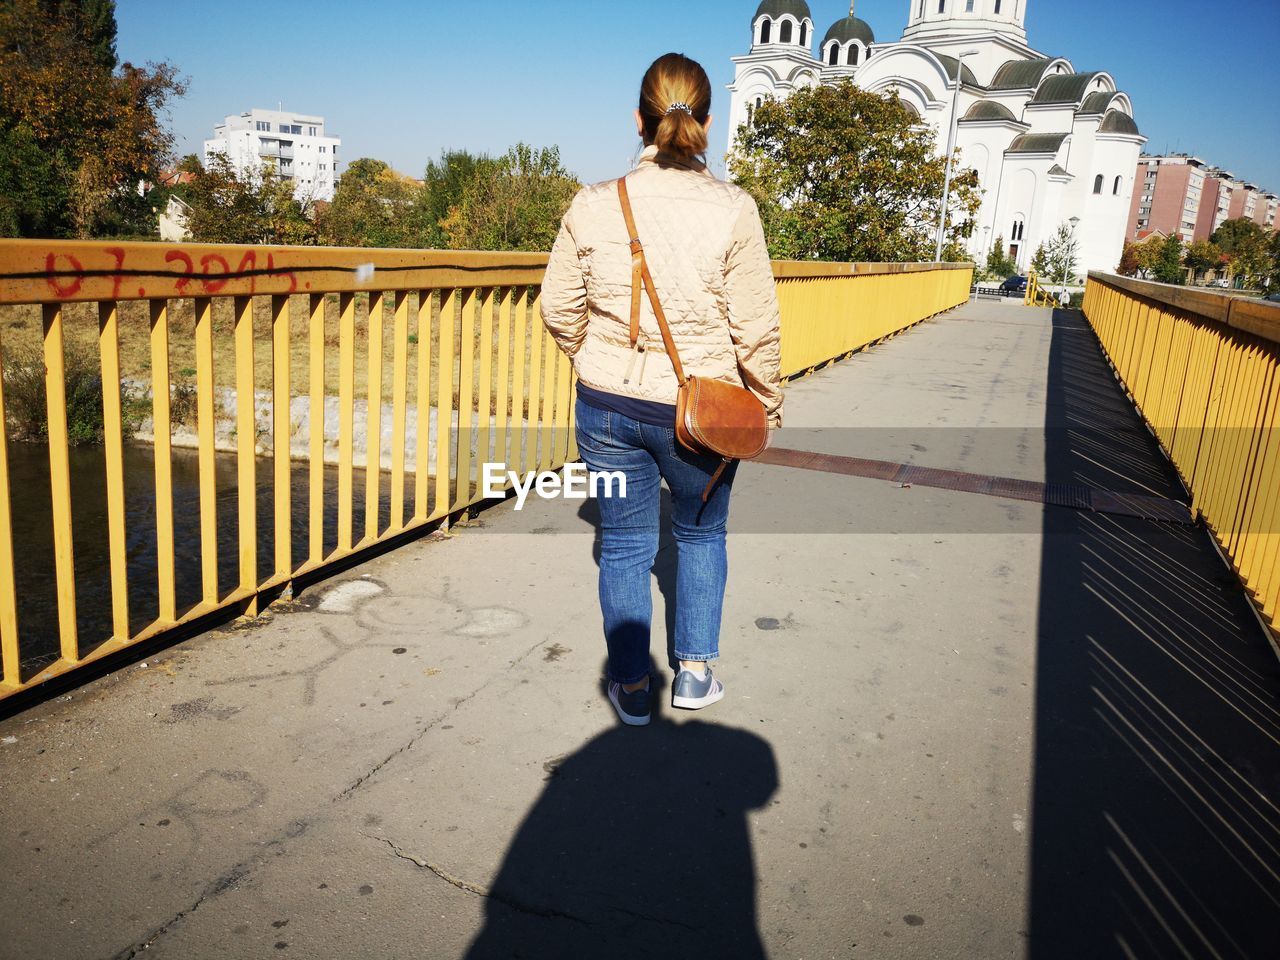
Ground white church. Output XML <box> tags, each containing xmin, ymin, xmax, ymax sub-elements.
<box><xmin>727</xmin><ymin>1</ymin><xmax>1147</xmax><ymax>274</ymax></box>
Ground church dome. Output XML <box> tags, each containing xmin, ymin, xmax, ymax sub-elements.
<box><xmin>1099</xmin><ymin>110</ymin><xmax>1140</xmax><ymax>135</ymax></box>
<box><xmin>822</xmin><ymin>7</ymin><xmax>874</xmax><ymax>46</ymax></box>
<box><xmin>755</xmin><ymin>0</ymin><xmax>811</xmax><ymax>20</ymax></box>
<box><xmin>963</xmin><ymin>101</ymin><xmax>1018</xmax><ymax>122</ymax></box>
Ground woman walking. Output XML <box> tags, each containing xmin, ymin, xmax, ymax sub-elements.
<box><xmin>541</xmin><ymin>53</ymin><xmax>783</xmax><ymax>726</ymax></box>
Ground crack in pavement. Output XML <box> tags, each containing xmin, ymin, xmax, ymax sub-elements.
<box><xmin>109</xmin><ymin>819</ymin><xmax>310</xmax><ymax>960</ymax></box>
<box><xmin>334</xmin><ymin>636</ymin><xmax>549</xmax><ymax>802</ymax></box>
<box><xmin>363</xmin><ymin>834</ymin><xmax>590</xmax><ymax>925</ymax></box>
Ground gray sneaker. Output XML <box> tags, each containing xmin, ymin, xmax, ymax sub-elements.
<box><xmin>671</xmin><ymin>666</ymin><xmax>725</xmax><ymax>710</ymax></box>
<box><xmin>608</xmin><ymin>679</ymin><xmax>651</xmax><ymax>726</ymax></box>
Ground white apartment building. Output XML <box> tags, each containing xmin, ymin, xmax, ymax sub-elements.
<box><xmin>728</xmin><ymin>1</ymin><xmax>1146</xmax><ymax>274</ymax></box>
<box><xmin>203</xmin><ymin>108</ymin><xmax>341</xmax><ymax>203</ymax></box>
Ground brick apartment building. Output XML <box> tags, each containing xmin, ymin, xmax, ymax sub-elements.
<box><xmin>1128</xmin><ymin>154</ymin><xmax>1278</xmax><ymax>242</ymax></box>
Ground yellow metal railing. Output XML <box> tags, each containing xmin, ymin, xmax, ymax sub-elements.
<box><xmin>1083</xmin><ymin>272</ymin><xmax>1280</xmax><ymax>635</ymax></box>
<box><xmin>1024</xmin><ymin>269</ymin><xmax>1059</xmax><ymax>308</ymax></box>
<box><xmin>0</xmin><ymin>239</ymin><xmax>971</xmax><ymax>699</ymax></box>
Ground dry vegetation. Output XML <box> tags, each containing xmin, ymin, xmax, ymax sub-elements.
<box><xmin>1</xmin><ymin>288</ymin><xmax>564</xmax><ymax>424</ymax></box>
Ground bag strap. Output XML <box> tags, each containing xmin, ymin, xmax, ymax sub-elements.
<box><xmin>617</xmin><ymin>177</ymin><xmax>687</xmax><ymax>386</ymax></box>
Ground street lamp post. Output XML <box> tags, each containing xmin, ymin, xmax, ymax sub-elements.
<box><xmin>934</xmin><ymin>48</ymin><xmax>981</xmax><ymax>263</ymax></box>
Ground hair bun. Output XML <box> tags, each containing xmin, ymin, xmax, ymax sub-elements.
<box><xmin>639</xmin><ymin>54</ymin><xmax>711</xmax><ymax>162</ymax></box>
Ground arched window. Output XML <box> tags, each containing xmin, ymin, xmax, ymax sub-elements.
<box><xmin>939</xmin><ymin>0</ymin><xmax>947</xmax><ymax>13</ymax></box>
<box><xmin>755</xmin><ymin>96</ymin><xmax>763</xmax><ymax>110</ymax></box>
<box><xmin>780</xmin><ymin>19</ymin><xmax>793</xmax><ymax>44</ymax></box>
<box><xmin>1113</xmin><ymin>176</ymin><xmax>1122</xmax><ymax>195</ymax></box>
<box><xmin>759</xmin><ymin>18</ymin><xmax>771</xmax><ymax>44</ymax></box>
<box><xmin>799</xmin><ymin>23</ymin><xmax>808</xmax><ymax>46</ymax></box>
<box><xmin>995</xmin><ymin>0</ymin><xmax>1003</xmax><ymax>12</ymax></box>
<box><xmin>827</xmin><ymin>43</ymin><xmax>839</xmax><ymax>66</ymax></box>
<box><xmin>1093</xmin><ymin>174</ymin><xmax>1104</xmax><ymax>194</ymax></box>
<box><xmin>847</xmin><ymin>45</ymin><xmax>859</xmax><ymax>66</ymax></box>
<box><xmin>1011</xmin><ymin>220</ymin><xmax>1025</xmax><ymax>241</ymax></box>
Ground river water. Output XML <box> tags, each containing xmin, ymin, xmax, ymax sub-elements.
<box><xmin>9</xmin><ymin>441</ymin><xmax>409</xmax><ymax>675</ymax></box>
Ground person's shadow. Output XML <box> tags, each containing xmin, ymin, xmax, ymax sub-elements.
<box><xmin>462</xmin><ymin>715</ymin><xmax>778</xmax><ymax>959</ymax></box>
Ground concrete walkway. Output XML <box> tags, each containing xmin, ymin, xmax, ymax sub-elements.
<box><xmin>2</xmin><ymin>299</ymin><xmax>1278</xmax><ymax>960</ymax></box>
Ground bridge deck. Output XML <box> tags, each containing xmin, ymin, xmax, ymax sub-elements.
<box><xmin>2</xmin><ymin>299</ymin><xmax>1277</xmax><ymax>960</ymax></box>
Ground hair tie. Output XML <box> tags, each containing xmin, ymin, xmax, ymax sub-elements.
<box><xmin>664</xmin><ymin>102</ymin><xmax>691</xmax><ymax>116</ymax></box>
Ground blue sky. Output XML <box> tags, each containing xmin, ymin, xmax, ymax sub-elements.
<box><xmin>117</xmin><ymin>0</ymin><xmax>1280</xmax><ymax>190</ymax></box>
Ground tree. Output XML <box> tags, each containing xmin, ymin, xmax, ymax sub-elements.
<box><xmin>985</xmin><ymin>235</ymin><xmax>1015</xmax><ymax>278</ymax></box>
<box><xmin>0</xmin><ymin>122</ymin><xmax>65</xmax><ymax>235</ymax></box>
<box><xmin>1041</xmin><ymin>223</ymin><xmax>1079</xmax><ymax>285</ymax></box>
<box><xmin>1212</xmin><ymin>218</ymin><xmax>1269</xmax><ymax>287</ymax></box>
<box><xmin>441</xmin><ymin>143</ymin><xmax>579</xmax><ymax>252</ymax></box>
<box><xmin>1030</xmin><ymin>243</ymin><xmax>1050</xmax><ymax>276</ymax></box>
<box><xmin>39</xmin><ymin>0</ymin><xmax>117</xmax><ymax>70</ymax></box>
<box><xmin>183</xmin><ymin>154</ymin><xmax>314</xmax><ymax>245</ymax></box>
<box><xmin>0</xmin><ymin>0</ymin><xmax>185</xmax><ymax>237</ymax></box>
<box><xmin>1182</xmin><ymin>239</ymin><xmax>1221</xmax><ymax>283</ymax></box>
<box><xmin>1117</xmin><ymin>240</ymin><xmax>1140</xmax><ymax>277</ymax></box>
<box><xmin>1267</xmin><ymin>231</ymin><xmax>1280</xmax><ymax>293</ymax></box>
<box><xmin>1152</xmin><ymin>234</ymin><xmax>1185</xmax><ymax>285</ymax></box>
<box><xmin>729</xmin><ymin>81</ymin><xmax>981</xmax><ymax>262</ymax></box>
<box><xmin>415</xmin><ymin>149</ymin><xmax>494</xmax><ymax>249</ymax></box>
<box><xmin>317</xmin><ymin>157</ymin><xmax>421</xmax><ymax>247</ymax></box>
<box><xmin>1133</xmin><ymin>238</ymin><xmax>1163</xmax><ymax>279</ymax></box>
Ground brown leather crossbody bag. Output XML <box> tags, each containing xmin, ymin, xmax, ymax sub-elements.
<box><xmin>616</xmin><ymin>177</ymin><xmax>769</xmax><ymax>499</ymax></box>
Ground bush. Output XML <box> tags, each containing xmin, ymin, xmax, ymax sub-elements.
<box><xmin>3</xmin><ymin>344</ymin><xmax>145</xmax><ymax>444</ymax></box>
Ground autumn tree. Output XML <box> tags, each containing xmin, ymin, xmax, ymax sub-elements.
<box><xmin>1212</xmin><ymin>218</ymin><xmax>1270</xmax><ymax>287</ymax></box>
<box><xmin>1133</xmin><ymin>238</ymin><xmax>1163</xmax><ymax>279</ymax></box>
<box><xmin>1117</xmin><ymin>240</ymin><xmax>1140</xmax><ymax>277</ymax></box>
<box><xmin>441</xmin><ymin>144</ymin><xmax>579</xmax><ymax>252</ymax></box>
<box><xmin>1182</xmin><ymin>239</ymin><xmax>1221</xmax><ymax>283</ymax></box>
<box><xmin>0</xmin><ymin>0</ymin><xmax>186</xmax><ymax>237</ymax></box>
<box><xmin>729</xmin><ymin>81</ymin><xmax>980</xmax><ymax>263</ymax></box>
<box><xmin>317</xmin><ymin>157</ymin><xmax>421</xmax><ymax>247</ymax></box>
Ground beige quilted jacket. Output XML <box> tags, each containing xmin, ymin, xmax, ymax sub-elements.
<box><xmin>541</xmin><ymin>146</ymin><xmax>784</xmax><ymax>428</ymax></box>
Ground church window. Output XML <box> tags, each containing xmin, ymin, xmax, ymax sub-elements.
<box><xmin>780</xmin><ymin>20</ymin><xmax>793</xmax><ymax>44</ymax></box>
<box><xmin>919</xmin><ymin>1</ymin><xmax>925</xmax><ymax>17</ymax></box>
<box><xmin>799</xmin><ymin>23</ymin><xmax>808</xmax><ymax>46</ymax></box>
<box><xmin>828</xmin><ymin>44</ymin><xmax>839</xmax><ymax>66</ymax></box>
<box><xmin>756</xmin><ymin>96</ymin><xmax>763</xmax><ymax>110</ymax></box>
<box><xmin>1012</xmin><ymin>220</ymin><xmax>1025</xmax><ymax>241</ymax></box>
<box><xmin>847</xmin><ymin>45</ymin><xmax>859</xmax><ymax>66</ymax></box>
<box><xmin>965</xmin><ymin>0</ymin><xmax>975</xmax><ymax>11</ymax></box>
<box><xmin>1113</xmin><ymin>176</ymin><xmax>1123</xmax><ymax>195</ymax></box>
<box><xmin>995</xmin><ymin>0</ymin><xmax>1002</xmax><ymax>11</ymax></box>
<box><xmin>1093</xmin><ymin>175</ymin><xmax>1104</xmax><ymax>194</ymax></box>
<box><xmin>759</xmin><ymin>18</ymin><xmax>771</xmax><ymax>44</ymax></box>
<box><xmin>938</xmin><ymin>1</ymin><xmax>947</xmax><ymax>13</ymax></box>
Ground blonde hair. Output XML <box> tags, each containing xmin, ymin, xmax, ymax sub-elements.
<box><xmin>639</xmin><ymin>53</ymin><xmax>711</xmax><ymax>161</ymax></box>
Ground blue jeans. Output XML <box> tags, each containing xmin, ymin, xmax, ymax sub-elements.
<box><xmin>574</xmin><ymin>398</ymin><xmax>737</xmax><ymax>685</ymax></box>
